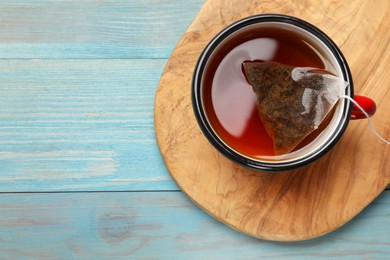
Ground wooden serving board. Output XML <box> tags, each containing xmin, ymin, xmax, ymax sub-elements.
<box><xmin>154</xmin><ymin>0</ymin><xmax>390</xmax><ymax>241</ymax></box>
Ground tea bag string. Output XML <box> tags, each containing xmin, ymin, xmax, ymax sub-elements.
<box><xmin>341</xmin><ymin>95</ymin><xmax>390</xmax><ymax>144</ymax></box>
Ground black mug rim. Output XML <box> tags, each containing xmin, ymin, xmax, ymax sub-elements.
<box><xmin>192</xmin><ymin>14</ymin><xmax>354</xmax><ymax>172</ymax></box>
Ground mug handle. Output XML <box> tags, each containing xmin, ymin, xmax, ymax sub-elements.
<box><xmin>351</xmin><ymin>95</ymin><xmax>377</xmax><ymax>120</ymax></box>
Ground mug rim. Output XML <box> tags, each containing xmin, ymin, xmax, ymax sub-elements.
<box><xmin>192</xmin><ymin>14</ymin><xmax>354</xmax><ymax>172</ymax></box>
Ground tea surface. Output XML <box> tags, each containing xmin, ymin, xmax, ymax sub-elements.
<box><xmin>203</xmin><ymin>26</ymin><xmax>328</xmax><ymax>158</ymax></box>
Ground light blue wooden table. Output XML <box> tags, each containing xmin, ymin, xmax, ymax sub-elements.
<box><xmin>0</xmin><ymin>1</ymin><xmax>388</xmax><ymax>258</ymax></box>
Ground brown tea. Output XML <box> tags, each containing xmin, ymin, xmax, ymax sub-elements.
<box><xmin>202</xmin><ymin>25</ymin><xmax>333</xmax><ymax>158</ymax></box>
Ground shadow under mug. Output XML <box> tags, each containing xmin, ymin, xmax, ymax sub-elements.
<box><xmin>192</xmin><ymin>14</ymin><xmax>375</xmax><ymax>172</ymax></box>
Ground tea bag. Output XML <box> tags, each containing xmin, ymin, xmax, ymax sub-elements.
<box><xmin>243</xmin><ymin>61</ymin><xmax>346</xmax><ymax>155</ymax></box>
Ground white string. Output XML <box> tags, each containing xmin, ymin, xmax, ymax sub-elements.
<box><xmin>341</xmin><ymin>95</ymin><xmax>390</xmax><ymax>144</ymax></box>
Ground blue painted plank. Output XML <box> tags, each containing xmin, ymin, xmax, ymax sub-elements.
<box><xmin>0</xmin><ymin>190</ymin><xmax>389</xmax><ymax>258</ymax></box>
<box><xmin>0</xmin><ymin>59</ymin><xmax>388</xmax><ymax>192</ymax></box>
<box><xmin>0</xmin><ymin>59</ymin><xmax>177</xmax><ymax>191</ymax></box>
<box><xmin>0</xmin><ymin>0</ymin><xmax>204</xmax><ymax>59</ymax></box>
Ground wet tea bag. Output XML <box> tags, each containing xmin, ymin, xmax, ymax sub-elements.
<box><xmin>243</xmin><ymin>61</ymin><xmax>347</xmax><ymax>155</ymax></box>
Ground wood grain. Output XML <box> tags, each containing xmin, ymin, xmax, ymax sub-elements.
<box><xmin>0</xmin><ymin>191</ymin><xmax>389</xmax><ymax>258</ymax></box>
<box><xmin>0</xmin><ymin>59</ymin><xmax>178</xmax><ymax>191</ymax></box>
<box><xmin>154</xmin><ymin>0</ymin><xmax>390</xmax><ymax>241</ymax></box>
<box><xmin>0</xmin><ymin>0</ymin><xmax>203</xmax><ymax>58</ymax></box>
